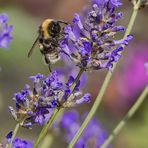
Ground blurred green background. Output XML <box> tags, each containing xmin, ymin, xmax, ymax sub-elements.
<box><xmin>0</xmin><ymin>0</ymin><xmax>148</xmax><ymax>147</ymax></box>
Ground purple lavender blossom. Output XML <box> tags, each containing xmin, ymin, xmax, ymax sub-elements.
<box><xmin>12</xmin><ymin>138</ymin><xmax>33</xmax><ymax>148</ymax></box>
<box><xmin>9</xmin><ymin>71</ymin><xmax>90</xmax><ymax>128</ymax></box>
<box><xmin>60</xmin><ymin>0</ymin><xmax>132</xmax><ymax>71</ymax></box>
<box><xmin>6</xmin><ymin>132</ymin><xmax>33</xmax><ymax>148</ymax></box>
<box><xmin>60</xmin><ymin>111</ymin><xmax>108</xmax><ymax>148</ymax></box>
<box><xmin>0</xmin><ymin>13</ymin><xmax>13</xmax><ymax>48</ymax></box>
<box><xmin>6</xmin><ymin>131</ymin><xmax>13</xmax><ymax>144</ymax></box>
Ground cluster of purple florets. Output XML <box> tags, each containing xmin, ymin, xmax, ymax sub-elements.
<box><xmin>9</xmin><ymin>72</ymin><xmax>90</xmax><ymax>127</ymax></box>
<box><xmin>60</xmin><ymin>111</ymin><xmax>107</xmax><ymax>148</ymax></box>
<box><xmin>6</xmin><ymin>132</ymin><xmax>33</xmax><ymax>148</ymax></box>
<box><xmin>60</xmin><ymin>0</ymin><xmax>132</xmax><ymax>71</ymax></box>
<box><xmin>0</xmin><ymin>13</ymin><xmax>13</xmax><ymax>48</ymax></box>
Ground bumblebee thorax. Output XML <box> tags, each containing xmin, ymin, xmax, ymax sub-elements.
<box><xmin>41</xmin><ymin>19</ymin><xmax>61</xmax><ymax>39</ymax></box>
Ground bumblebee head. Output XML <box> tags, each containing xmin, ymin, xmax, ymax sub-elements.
<box><xmin>48</xmin><ymin>21</ymin><xmax>61</xmax><ymax>37</ymax></box>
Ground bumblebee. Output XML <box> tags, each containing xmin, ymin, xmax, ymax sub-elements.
<box><xmin>28</xmin><ymin>19</ymin><xmax>68</xmax><ymax>72</ymax></box>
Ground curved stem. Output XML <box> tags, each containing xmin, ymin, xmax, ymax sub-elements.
<box><xmin>6</xmin><ymin>122</ymin><xmax>20</xmax><ymax>148</ymax></box>
<box><xmin>33</xmin><ymin>68</ymin><xmax>84</xmax><ymax>148</ymax></box>
<box><xmin>34</xmin><ymin>108</ymin><xmax>59</xmax><ymax>148</ymax></box>
<box><xmin>68</xmin><ymin>1</ymin><xmax>141</xmax><ymax>147</ymax></box>
<box><xmin>40</xmin><ymin>133</ymin><xmax>54</xmax><ymax>148</ymax></box>
<box><xmin>100</xmin><ymin>86</ymin><xmax>148</xmax><ymax>148</ymax></box>
<box><xmin>124</xmin><ymin>0</ymin><xmax>141</xmax><ymax>38</ymax></box>
<box><xmin>70</xmin><ymin>68</ymin><xmax>84</xmax><ymax>91</ymax></box>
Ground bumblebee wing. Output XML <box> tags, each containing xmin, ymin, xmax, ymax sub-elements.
<box><xmin>28</xmin><ymin>36</ymin><xmax>39</xmax><ymax>58</ymax></box>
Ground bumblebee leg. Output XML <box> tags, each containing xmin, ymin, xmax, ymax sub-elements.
<box><xmin>48</xmin><ymin>64</ymin><xmax>52</xmax><ymax>72</ymax></box>
<box><xmin>44</xmin><ymin>56</ymin><xmax>52</xmax><ymax>72</ymax></box>
<box><xmin>50</xmin><ymin>40</ymin><xmax>58</xmax><ymax>47</ymax></box>
<box><xmin>59</xmin><ymin>32</ymin><xmax>66</xmax><ymax>40</ymax></box>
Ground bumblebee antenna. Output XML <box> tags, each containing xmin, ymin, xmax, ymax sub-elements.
<box><xmin>58</xmin><ymin>20</ymin><xmax>69</xmax><ymax>25</ymax></box>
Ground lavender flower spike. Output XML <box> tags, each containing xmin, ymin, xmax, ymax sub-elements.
<box><xmin>6</xmin><ymin>132</ymin><xmax>33</xmax><ymax>148</ymax></box>
<box><xmin>60</xmin><ymin>111</ymin><xmax>108</xmax><ymax>148</ymax></box>
<box><xmin>0</xmin><ymin>13</ymin><xmax>13</xmax><ymax>48</ymax></box>
<box><xmin>60</xmin><ymin>0</ymin><xmax>132</xmax><ymax>71</ymax></box>
<box><xmin>12</xmin><ymin>138</ymin><xmax>33</xmax><ymax>148</ymax></box>
<box><xmin>9</xmin><ymin>71</ymin><xmax>90</xmax><ymax>128</ymax></box>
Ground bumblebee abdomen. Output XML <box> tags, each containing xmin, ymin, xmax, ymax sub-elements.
<box><xmin>45</xmin><ymin>52</ymin><xmax>60</xmax><ymax>64</ymax></box>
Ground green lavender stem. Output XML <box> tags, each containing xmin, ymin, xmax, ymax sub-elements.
<box><xmin>70</xmin><ymin>68</ymin><xmax>84</xmax><ymax>91</ymax></box>
<box><xmin>68</xmin><ymin>1</ymin><xmax>141</xmax><ymax>147</ymax></box>
<box><xmin>40</xmin><ymin>133</ymin><xmax>54</xmax><ymax>148</ymax></box>
<box><xmin>100</xmin><ymin>86</ymin><xmax>148</xmax><ymax>148</ymax></box>
<box><xmin>33</xmin><ymin>108</ymin><xmax>59</xmax><ymax>148</ymax></box>
<box><xmin>6</xmin><ymin>122</ymin><xmax>20</xmax><ymax>148</ymax></box>
<box><xmin>33</xmin><ymin>68</ymin><xmax>84</xmax><ymax>148</ymax></box>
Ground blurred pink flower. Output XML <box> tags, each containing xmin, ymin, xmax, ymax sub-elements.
<box><xmin>145</xmin><ymin>62</ymin><xmax>148</xmax><ymax>75</ymax></box>
<box><xmin>118</xmin><ymin>44</ymin><xmax>148</xmax><ymax>99</ymax></box>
